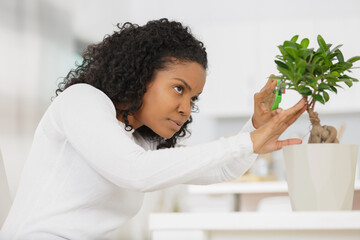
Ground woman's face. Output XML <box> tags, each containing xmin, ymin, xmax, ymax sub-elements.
<box><xmin>131</xmin><ymin>61</ymin><xmax>206</xmax><ymax>139</ymax></box>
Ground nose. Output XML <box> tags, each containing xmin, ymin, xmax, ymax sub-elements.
<box><xmin>178</xmin><ymin>98</ymin><xmax>192</xmax><ymax>118</ymax></box>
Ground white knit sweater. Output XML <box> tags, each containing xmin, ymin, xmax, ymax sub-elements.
<box><xmin>1</xmin><ymin>84</ymin><xmax>257</xmax><ymax>240</ymax></box>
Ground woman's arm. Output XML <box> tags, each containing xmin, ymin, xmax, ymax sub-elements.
<box><xmin>182</xmin><ymin>118</ymin><xmax>258</xmax><ymax>185</ymax></box>
<box><xmin>52</xmin><ymin>84</ymin><xmax>257</xmax><ymax>192</ymax></box>
<box><xmin>183</xmin><ymin>75</ymin><xmax>308</xmax><ymax>185</ymax></box>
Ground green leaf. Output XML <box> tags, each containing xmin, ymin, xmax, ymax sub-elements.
<box><xmin>277</xmin><ymin>66</ymin><xmax>293</xmax><ymax>80</ymax></box>
<box><xmin>330</xmin><ymin>62</ymin><xmax>352</xmax><ymax>72</ymax></box>
<box><xmin>284</xmin><ymin>47</ymin><xmax>298</xmax><ymax>58</ymax></box>
<box><xmin>329</xmin><ymin>86</ymin><xmax>338</xmax><ymax>94</ymax></box>
<box><xmin>323</xmin><ymin>91</ymin><xmax>330</xmax><ymax>102</ymax></box>
<box><xmin>298</xmin><ymin>48</ymin><xmax>313</xmax><ymax>59</ymax></box>
<box><xmin>342</xmin><ymin>79</ymin><xmax>353</xmax><ymax>87</ymax></box>
<box><xmin>330</xmin><ymin>44</ymin><xmax>343</xmax><ymax>54</ymax></box>
<box><xmin>330</xmin><ymin>71</ymin><xmax>339</xmax><ymax>77</ymax></box>
<box><xmin>312</xmin><ymin>53</ymin><xmax>323</xmax><ymax>64</ymax></box>
<box><xmin>295</xmin><ymin>73</ymin><xmax>303</xmax><ymax>83</ymax></box>
<box><xmin>295</xmin><ymin>43</ymin><xmax>304</xmax><ymax>50</ymax></box>
<box><xmin>323</xmin><ymin>55</ymin><xmax>333</xmax><ymax>68</ymax></box>
<box><xmin>299</xmin><ymin>86</ymin><xmax>312</xmax><ymax>96</ymax></box>
<box><xmin>291</xmin><ymin>35</ymin><xmax>299</xmax><ymax>43</ymax></box>
<box><xmin>295</xmin><ymin>58</ymin><xmax>306</xmax><ymax>75</ymax></box>
<box><xmin>303</xmin><ymin>74</ymin><xmax>316</xmax><ymax>84</ymax></box>
<box><xmin>284</xmin><ymin>41</ymin><xmax>298</xmax><ymax>49</ymax></box>
<box><xmin>325</xmin><ymin>75</ymin><xmax>338</xmax><ymax>83</ymax></box>
<box><xmin>278</xmin><ymin>45</ymin><xmax>288</xmax><ymax>56</ymax></box>
<box><xmin>295</xmin><ymin>58</ymin><xmax>306</xmax><ymax>67</ymax></box>
<box><xmin>335</xmin><ymin>50</ymin><xmax>344</xmax><ymax>62</ymax></box>
<box><xmin>309</xmin><ymin>81</ymin><xmax>317</xmax><ymax>90</ymax></box>
<box><xmin>314</xmin><ymin>64</ymin><xmax>323</xmax><ymax>75</ymax></box>
<box><xmin>318</xmin><ymin>82</ymin><xmax>330</xmax><ymax>91</ymax></box>
<box><xmin>285</xmin><ymin>61</ymin><xmax>295</xmax><ymax>72</ymax></box>
<box><xmin>317</xmin><ymin>35</ymin><xmax>328</xmax><ymax>53</ymax></box>
<box><xmin>333</xmin><ymin>83</ymin><xmax>344</xmax><ymax>89</ymax></box>
<box><xmin>300</xmin><ymin>38</ymin><xmax>310</xmax><ymax>48</ymax></box>
<box><xmin>267</xmin><ymin>75</ymin><xmax>283</xmax><ymax>80</ymax></box>
<box><xmin>275</xmin><ymin>60</ymin><xmax>288</xmax><ymax>69</ymax></box>
<box><xmin>343</xmin><ymin>75</ymin><xmax>359</xmax><ymax>82</ymax></box>
<box><xmin>313</xmin><ymin>94</ymin><xmax>325</xmax><ymax>104</ymax></box>
<box><xmin>347</xmin><ymin>56</ymin><xmax>360</xmax><ymax>63</ymax></box>
<box><xmin>278</xmin><ymin>45</ymin><xmax>294</xmax><ymax>62</ymax></box>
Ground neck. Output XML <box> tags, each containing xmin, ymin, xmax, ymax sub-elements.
<box><xmin>116</xmin><ymin>112</ymin><xmax>142</xmax><ymax>130</ymax></box>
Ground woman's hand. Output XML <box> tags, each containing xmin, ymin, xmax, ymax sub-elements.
<box><xmin>252</xmin><ymin>75</ymin><xmax>279</xmax><ymax>129</ymax></box>
<box><xmin>250</xmin><ymin>98</ymin><xmax>307</xmax><ymax>154</ymax></box>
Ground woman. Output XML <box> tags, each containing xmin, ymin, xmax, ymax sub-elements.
<box><xmin>1</xmin><ymin>19</ymin><xmax>306</xmax><ymax>239</ymax></box>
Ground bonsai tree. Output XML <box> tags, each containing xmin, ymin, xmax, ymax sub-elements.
<box><xmin>273</xmin><ymin>35</ymin><xmax>360</xmax><ymax>143</ymax></box>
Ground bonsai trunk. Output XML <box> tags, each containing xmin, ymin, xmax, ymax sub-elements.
<box><xmin>308</xmin><ymin>108</ymin><xmax>339</xmax><ymax>143</ymax></box>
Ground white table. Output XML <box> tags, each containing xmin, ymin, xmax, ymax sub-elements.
<box><xmin>187</xmin><ymin>181</ymin><xmax>360</xmax><ymax>211</ymax></box>
<box><xmin>150</xmin><ymin>211</ymin><xmax>360</xmax><ymax>240</ymax></box>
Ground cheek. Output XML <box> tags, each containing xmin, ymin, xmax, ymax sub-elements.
<box><xmin>147</xmin><ymin>88</ymin><xmax>176</xmax><ymax>111</ymax></box>
<box><xmin>139</xmin><ymin>91</ymin><xmax>167</xmax><ymax>119</ymax></box>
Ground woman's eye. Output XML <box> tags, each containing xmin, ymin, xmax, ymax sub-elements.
<box><xmin>174</xmin><ymin>86</ymin><xmax>183</xmax><ymax>94</ymax></box>
<box><xmin>191</xmin><ymin>96</ymin><xmax>199</xmax><ymax>104</ymax></box>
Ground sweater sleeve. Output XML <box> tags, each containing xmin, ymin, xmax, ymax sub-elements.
<box><xmin>240</xmin><ymin>117</ymin><xmax>256</xmax><ymax>133</ymax></box>
<box><xmin>183</xmin><ymin>118</ymin><xmax>258</xmax><ymax>185</ymax></box>
<box><xmin>52</xmin><ymin>84</ymin><xmax>257</xmax><ymax>192</ymax></box>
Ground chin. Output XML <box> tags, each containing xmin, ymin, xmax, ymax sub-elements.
<box><xmin>155</xmin><ymin>129</ymin><xmax>177</xmax><ymax>139</ymax></box>
<box><xmin>161</xmin><ymin>132</ymin><xmax>176</xmax><ymax>139</ymax></box>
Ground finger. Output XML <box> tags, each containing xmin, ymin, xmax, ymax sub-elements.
<box><xmin>277</xmin><ymin>103</ymin><xmax>306</xmax><ymax>129</ymax></box>
<box><xmin>256</xmin><ymin>75</ymin><xmax>277</xmax><ymax>98</ymax></box>
<box><xmin>271</xmin><ymin>104</ymin><xmax>305</xmax><ymax>134</ymax></box>
<box><xmin>260</xmin><ymin>79</ymin><xmax>277</xmax><ymax>96</ymax></box>
<box><xmin>255</xmin><ymin>83</ymin><xmax>277</xmax><ymax>107</ymax></box>
<box><xmin>268</xmin><ymin>74</ymin><xmax>277</xmax><ymax>82</ymax></box>
<box><xmin>286</xmin><ymin>98</ymin><xmax>307</xmax><ymax>116</ymax></box>
<box><xmin>275</xmin><ymin>99</ymin><xmax>304</xmax><ymax>123</ymax></box>
<box><xmin>265</xmin><ymin>111</ymin><xmax>288</xmax><ymax>135</ymax></box>
<box><xmin>268</xmin><ymin>100</ymin><xmax>305</xmax><ymax>131</ymax></box>
<box><xmin>289</xmin><ymin>99</ymin><xmax>308</xmax><ymax>119</ymax></box>
<box><xmin>261</xmin><ymin>75</ymin><xmax>274</xmax><ymax>90</ymax></box>
<box><xmin>286</xmin><ymin>104</ymin><xmax>307</xmax><ymax>126</ymax></box>
<box><xmin>277</xmin><ymin>138</ymin><xmax>303</xmax><ymax>149</ymax></box>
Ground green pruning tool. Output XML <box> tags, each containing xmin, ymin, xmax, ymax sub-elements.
<box><xmin>271</xmin><ymin>79</ymin><xmax>285</xmax><ymax>111</ymax></box>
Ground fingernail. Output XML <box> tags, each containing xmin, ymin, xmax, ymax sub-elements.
<box><xmin>276</xmin><ymin>108</ymin><xmax>283</xmax><ymax>114</ymax></box>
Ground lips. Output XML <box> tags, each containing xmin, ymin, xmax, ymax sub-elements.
<box><xmin>171</xmin><ymin>119</ymin><xmax>183</xmax><ymax>126</ymax></box>
<box><xmin>168</xmin><ymin>119</ymin><xmax>184</xmax><ymax>131</ymax></box>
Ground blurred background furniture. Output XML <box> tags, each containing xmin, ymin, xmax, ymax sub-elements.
<box><xmin>256</xmin><ymin>196</ymin><xmax>292</xmax><ymax>212</ymax></box>
<box><xmin>149</xmin><ymin>211</ymin><xmax>360</xmax><ymax>240</ymax></box>
<box><xmin>187</xmin><ymin>181</ymin><xmax>360</xmax><ymax>211</ymax></box>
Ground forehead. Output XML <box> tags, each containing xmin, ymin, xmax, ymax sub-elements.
<box><xmin>153</xmin><ymin>61</ymin><xmax>206</xmax><ymax>90</ymax></box>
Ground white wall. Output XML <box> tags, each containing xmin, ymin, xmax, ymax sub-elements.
<box><xmin>0</xmin><ymin>0</ymin><xmax>75</xmax><ymax>197</ymax></box>
<box><xmin>63</xmin><ymin>0</ymin><xmax>360</xmax><ymax>116</ymax></box>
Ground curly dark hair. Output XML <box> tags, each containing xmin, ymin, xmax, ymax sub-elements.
<box><xmin>55</xmin><ymin>18</ymin><xmax>208</xmax><ymax>149</ymax></box>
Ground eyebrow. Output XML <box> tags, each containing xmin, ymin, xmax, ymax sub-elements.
<box><xmin>173</xmin><ymin>78</ymin><xmax>203</xmax><ymax>95</ymax></box>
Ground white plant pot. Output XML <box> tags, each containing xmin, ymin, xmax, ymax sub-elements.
<box><xmin>283</xmin><ymin>144</ymin><xmax>359</xmax><ymax>211</ymax></box>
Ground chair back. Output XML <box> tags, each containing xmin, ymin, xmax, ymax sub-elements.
<box><xmin>0</xmin><ymin>149</ymin><xmax>12</xmax><ymax>227</ymax></box>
